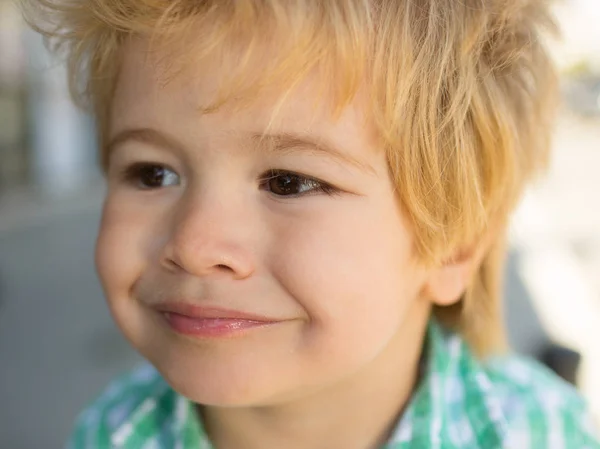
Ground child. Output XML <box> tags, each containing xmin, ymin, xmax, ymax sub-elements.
<box><xmin>24</xmin><ymin>0</ymin><xmax>600</xmax><ymax>447</ymax></box>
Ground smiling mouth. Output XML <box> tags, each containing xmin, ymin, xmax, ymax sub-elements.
<box><xmin>162</xmin><ymin>313</ymin><xmax>275</xmax><ymax>337</ymax></box>
<box><xmin>150</xmin><ymin>303</ymin><xmax>285</xmax><ymax>339</ymax></box>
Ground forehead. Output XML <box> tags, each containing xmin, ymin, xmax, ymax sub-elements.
<box><xmin>109</xmin><ymin>39</ymin><xmax>382</xmax><ymax>157</ymax></box>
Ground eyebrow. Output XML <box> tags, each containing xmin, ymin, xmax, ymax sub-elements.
<box><xmin>248</xmin><ymin>132</ymin><xmax>376</xmax><ymax>175</ymax></box>
<box><xmin>106</xmin><ymin>127</ymin><xmax>376</xmax><ymax>175</ymax></box>
<box><xmin>106</xmin><ymin>128</ymin><xmax>186</xmax><ymax>157</ymax></box>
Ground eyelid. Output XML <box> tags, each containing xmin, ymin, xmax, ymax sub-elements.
<box><xmin>259</xmin><ymin>169</ymin><xmax>328</xmax><ymax>188</ymax></box>
<box><xmin>107</xmin><ymin>144</ymin><xmax>181</xmax><ymax>173</ymax></box>
<box><xmin>260</xmin><ymin>168</ymin><xmax>323</xmax><ymax>183</ymax></box>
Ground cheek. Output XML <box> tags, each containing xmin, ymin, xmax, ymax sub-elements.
<box><xmin>268</xmin><ymin>198</ymin><xmax>423</xmax><ymax>358</ymax></box>
<box><xmin>95</xmin><ymin>195</ymin><xmax>171</xmax><ymax>354</ymax></box>
<box><xmin>95</xmin><ymin>196</ymin><xmax>157</xmax><ymax>307</ymax></box>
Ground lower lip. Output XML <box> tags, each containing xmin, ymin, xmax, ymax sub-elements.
<box><xmin>161</xmin><ymin>312</ymin><xmax>275</xmax><ymax>338</ymax></box>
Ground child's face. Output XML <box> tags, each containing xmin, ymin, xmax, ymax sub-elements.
<box><xmin>96</xmin><ymin>40</ymin><xmax>434</xmax><ymax>406</ymax></box>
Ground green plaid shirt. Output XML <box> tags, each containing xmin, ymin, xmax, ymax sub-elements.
<box><xmin>67</xmin><ymin>321</ymin><xmax>600</xmax><ymax>448</ymax></box>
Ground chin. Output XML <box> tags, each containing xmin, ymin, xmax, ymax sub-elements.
<box><xmin>148</xmin><ymin>352</ymin><xmax>288</xmax><ymax>407</ymax></box>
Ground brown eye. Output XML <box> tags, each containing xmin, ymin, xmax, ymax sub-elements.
<box><xmin>269</xmin><ymin>173</ymin><xmax>305</xmax><ymax>195</ymax></box>
<box><xmin>123</xmin><ymin>163</ymin><xmax>180</xmax><ymax>189</ymax></box>
<box><xmin>261</xmin><ymin>170</ymin><xmax>336</xmax><ymax>197</ymax></box>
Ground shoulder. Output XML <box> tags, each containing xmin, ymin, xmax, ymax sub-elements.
<box><xmin>65</xmin><ymin>363</ymin><xmax>176</xmax><ymax>448</ymax></box>
<box><xmin>482</xmin><ymin>354</ymin><xmax>600</xmax><ymax>448</ymax></box>
<box><xmin>412</xmin><ymin>322</ymin><xmax>600</xmax><ymax>448</ymax></box>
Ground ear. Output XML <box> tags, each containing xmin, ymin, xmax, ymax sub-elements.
<box><xmin>422</xmin><ymin>243</ymin><xmax>487</xmax><ymax>307</ymax></box>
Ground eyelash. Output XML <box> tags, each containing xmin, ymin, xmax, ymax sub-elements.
<box><xmin>118</xmin><ymin>163</ymin><xmax>339</xmax><ymax>197</ymax></box>
<box><xmin>259</xmin><ymin>169</ymin><xmax>339</xmax><ymax>197</ymax></box>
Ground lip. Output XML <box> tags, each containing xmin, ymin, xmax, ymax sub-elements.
<box><xmin>150</xmin><ymin>302</ymin><xmax>284</xmax><ymax>338</ymax></box>
<box><xmin>151</xmin><ymin>302</ymin><xmax>279</xmax><ymax>321</ymax></box>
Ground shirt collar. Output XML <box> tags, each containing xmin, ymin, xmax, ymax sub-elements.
<box><xmin>386</xmin><ymin>320</ymin><xmax>509</xmax><ymax>448</ymax></box>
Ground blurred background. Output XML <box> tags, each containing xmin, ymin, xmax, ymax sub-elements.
<box><xmin>1</xmin><ymin>0</ymin><xmax>599</xmax><ymax>447</ymax></box>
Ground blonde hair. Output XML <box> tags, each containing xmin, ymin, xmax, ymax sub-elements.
<box><xmin>24</xmin><ymin>0</ymin><xmax>559</xmax><ymax>356</ymax></box>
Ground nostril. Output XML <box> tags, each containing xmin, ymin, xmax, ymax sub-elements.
<box><xmin>216</xmin><ymin>264</ymin><xmax>232</xmax><ymax>271</ymax></box>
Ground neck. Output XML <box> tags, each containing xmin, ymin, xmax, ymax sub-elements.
<box><xmin>201</xmin><ymin>303</ymin><xmax>431</xmax><ymax>449</ymax></box>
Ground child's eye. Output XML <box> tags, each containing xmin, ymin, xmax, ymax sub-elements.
<box><xmin>121</xmin><ymin>163</ymin><xmax>180</xmax><ymax>189</ymax></box>
<box><xmin>260</xmin><ymin>170</ymin><xmax>338</xmax><ymax>197</ymax></box>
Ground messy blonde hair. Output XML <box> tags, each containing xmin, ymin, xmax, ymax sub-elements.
<box><xmin>24</xmin><ymin>0</ymin><xmax>559</xmax><ymax>355</ymax></box>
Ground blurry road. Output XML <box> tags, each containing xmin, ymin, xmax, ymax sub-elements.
<box><xmin>0</xmin><ymin>186</ymin><xmax>143</xmax><ymax>449</ymax></box>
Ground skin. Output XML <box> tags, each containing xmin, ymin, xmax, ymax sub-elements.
<box><xmin>96</xmin><ymin>39</ymin><xmax>472</xmax><ymax>449</ymax></box>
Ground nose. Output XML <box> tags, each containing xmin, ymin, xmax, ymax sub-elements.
<box><xmin>161</xmin><ymin>193</ymin><xmax>256</xmax><ymax>280</ymax></box>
